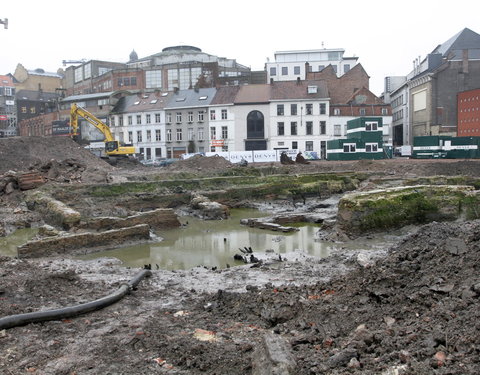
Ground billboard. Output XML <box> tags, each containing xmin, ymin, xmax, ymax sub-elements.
<box><xmin>52</xmin><ymin>120</ymin><xmax>71</xmax><ymax>136</ymax></box>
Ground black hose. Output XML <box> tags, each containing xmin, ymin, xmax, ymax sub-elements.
<box><xmin>0</xmin><ymin>269</ymin><xmax>151</xmax><ymax>330</ymax></box>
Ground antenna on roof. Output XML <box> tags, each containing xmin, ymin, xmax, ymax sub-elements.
<box><xmin>321</xmin><ymin>41</ymin><xmax>325</xmax><ymax>49</ymax></box>
<box><xmin>0</xmin><ymin>18</ymin><xmax>7</xmax><ymax>29</ymax></box>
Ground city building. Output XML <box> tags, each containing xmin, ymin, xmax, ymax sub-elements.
<box><xmin>0</xmin><ymin>75</ymin><xmax>16</xmax><ymax>137</ymax></box>
<box><xmin>385</xmin><ymin>27</ymin><xmax>480</xmax><ymax>145</ymax></box>
<box><xmin>458</xmin><ymin>88</ymin><xmax>480</xmax><ymax>136</ymax></box>
<box><xmin>266</xmin><ymin>47</ymin><xmax>358</xmax><ymax>83</ymax></box>
<box><xmin>269</xmin><ymin>80</ymin><xmax>329</xmax><ymax>158</ymax></box>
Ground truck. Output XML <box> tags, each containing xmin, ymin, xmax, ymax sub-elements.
<box><xmin>70</xmin><ymin>103</ymin><xmax>135</xmax><ymax>158</ymax></box>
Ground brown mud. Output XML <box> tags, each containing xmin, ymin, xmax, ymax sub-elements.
<box><xmin>0</xmin><ymin>137</ymin><xmax>480</xmax><ymax>374</ymax></box>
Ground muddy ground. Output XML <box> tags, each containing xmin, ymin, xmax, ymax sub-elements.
<box><xmin>0</xmin><ymin>137</ymin><xmax>480</xmax><ymax>374</ymax></box>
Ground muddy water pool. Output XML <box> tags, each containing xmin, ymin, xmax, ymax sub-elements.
<box><xmin>78</xmin><ymin>208</ymin><xmax>406</xmax><ymax>270</ymax></box>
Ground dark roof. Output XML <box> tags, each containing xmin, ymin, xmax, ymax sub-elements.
<box><xmin>112</xmin><ymin>91</ymin><xmax>173</xmax><ymax>113</ymax></box>
<box><xmin>165</xmin><ymin>88</ymin><xmax>216</xmax><ymax>109</ymax></box>
<box><xmin>270</xmin><ymin>80</ymin><xmax>329</xmax><ymax>100</ymax></box>
<box><xmin>210</xmin><ymin>86</ymin><xmax>241</xmax><ymax>105</ymax></box>
<box><xmin>15</xmin><ymin>89</ymin><xmax>60</xmax><ymax>101</ymax></box>
<box><xmin>432</xmin><ymin>28</ymin><xmax>480</xmax><ymax>56</ymax></box>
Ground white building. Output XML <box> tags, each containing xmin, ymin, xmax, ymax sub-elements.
<box><xmin>266</xmin><ymin>48</ymin><xmax>358</xmax><ymax>83</ymax></box>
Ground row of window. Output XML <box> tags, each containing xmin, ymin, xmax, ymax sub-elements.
<box><xmin>343</xmin><ymin>143</ymin><xmax>379</xmax><ymax>153</ymax></box>
<box><xmin>120</xmin><ymin>126</ymin><xmax>230</xmax><ymax>144</ymax></box>
<box><xmin>277</xmin><ymin>121</ymin><xmax>327</xmax><ymax>136</ymax></box>
<box><xmin>391</xmin><ymin>95</ymin><xmax>404</xmax><ymax>109</ymax></box>
<box><xmin>277</xmin><ymin>103</ymin><xmax>327</xmax><ymax>116</ymax></box>
<box><xmin>459</xmin><ymin>96</ymin><xmax>480</xmax><ymax>103</ymax></box>
<box><xmin>459</xmin><ymin>107</ymin><xmax>480</xmax><ymax>112</ymax></box>
<box><xmin>269</xmin><ymin>65</ymin><xmax>349</xmax><ymax>76</ymax></box>
<box><xmin>113</xmin><ymin>109</ymin><xmax>230</xmax><ymax>127</ymax></box>
<box><xmin>393</xmin><ymin>109</ymin><xmax>404</xmax><ymax>122</ymax></box>
<box><xmin>118</xmin><ymin>77</ymin><xmax>137</xmax><ymax>87</ymax></box>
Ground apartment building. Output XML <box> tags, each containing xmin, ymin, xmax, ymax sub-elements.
<box><xmin>0</xmin><ymin>75</ymin><xmax>16</xmax><ymax>137</ymax></box>
<box><xmin>266</xmin><ymin>48</ymin><xmax>358</xmax><ymax>83</ymax></box>
<box><xmin>269</xmin><ymin>80</ymin><xmax>330</xmax><ymax>158</ymax></box>
<box><xmin>163</xmin><ymin>88</ymin><xmax>216</xmax><ymax>158</ymax></box>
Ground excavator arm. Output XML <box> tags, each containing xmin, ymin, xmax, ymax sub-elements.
<box><xmin>70</xmin><ymin>104</ymin><xmax>135</xmax><ymax>157</ymax></box>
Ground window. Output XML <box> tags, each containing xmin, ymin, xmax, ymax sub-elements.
<box><xmin>30</xmin><ymin>107</ymin><xmax>36</xmax><ymax>114</ymax></box>
<box><xmin>128</xmin><ymin>131</ymin><xmax>133</xmax><ymax>143</ymax></box>
<box><xmin>294</xmin><ymin>66</ymin><xmax>300</xmax><ymax>75</ymax></box>
<box><xmin>270</xmin><ymin>67</ymin><xmax>276</xmax><ymax>76</ymax></box>
<box><xmin>176</xmin><ymin>129</ymin><xmax>182</xmax><ymax>141</ymax></box>
<box><xmin>277</xmin><ymin>122</ymin><xmax>284</xmax><ymax>136</ymax></box>
<box><xmin>210</xmin><ymin>110</ymin><xmax>216</xmax><ymax>120</ymax></box>
<box><xmin>222</xmin><ymin>145</ymin><xmax>228</xmax><ymax>152</ymax></box>
<box><xmin>188</xmin><ymin>128</ymin><xmax>194</xmax><ymax>141</ymax></box>
<box><xmin>382</xmin><ymin>108</ymin><xmax>388</xmax><ymax>115</ymax></box>
<box><xmin>128</xmin><ymin>116</ymin><xmax>133</xmax><ymax>125</ymax></box>
<box><xmin>210</xmin><ymin>127</ymin><xmax>216</xmax><ymax>139</ymax></box>
<box><xmin>320</xmin><ymin>103</ymin><xmax>326</xmax><ymax>115</ymax></box>
<box><xmin>360</xmin><ymin>108</ymin><xmax>366</xmax><ymax>116</ymax></box>
<box><xmin>306</xmin><ymin>103</ymin><xmax>313</xmax><ymax>115</ymax></box>
<box><xmin>291</xmin><ymin>104</ymin><xmax>297</xmax><ymax>116</ymax></box>
<box><xmin>291</xmin><ymin>122</ymin><xmax>297</xmax><ymax>136</ymax></box>
<box><xmin>137</xmin><ymin>130</ymin><xmax>142</xmax><ymax>142</ymax></box>
<box><xmin>343</xmin><ymin>143</ymin><xmax>356</xmax><ymax>153</ymax></box>
<box><xmin>146</xmin><ymin>114</ymin><xmax>151</xmax><ymax>124</ymax></box>
<box><xmin>176</xmin><ymin>112</ymin><xmax>182</xmax><ymax>123</ymax></box>
<box><xmin>119</xmin><ymin>131</ymin><xmax>124</xmax><ymax>142</ymax></box>
<box><xmin>136</xmin><ymin>115</ymin><xmax>141</xmax><ymax>124</ymax></box>
<box><xmin>318</xmin><ymin>65</ymin><xmax>325</xmax><ymax>71</ymax></box>
<box><xmin>146</xmin><ymin>130</ymin><xmax>151</xmax><ymax>142</ymax></box>
<box><xmin>166</xmin><ymin>113</ymin><xmax>172</xmax><ymax>124</ymax></box>
<box><xmin>21</xmin><ymin>106</ymin><xmax>27</xmax><ymax>113</ymax></box>
<box><xmin>366</xmin><ymin>143</ymin><xmax>378</xmax><ymax>152</ymax></box>
<box><xmin>277</xmin><ymin>104</ymin><xmax>284</xmax><ymax>116</ymax></box>
<box><xmin>166</xmin><ymin>129</ymin><xmax>172</xmax><ymax>141</ymax></box>
<box><xmin>111</xmin><ymin>116</ymin><xmax>115</xmax><ymax>126</ymax></box>
<box><xmin>320</xmin><ymin>121</ymin><xmax>326</xmax><ymax>135</ymax></box>
<box><xmin>292</xmin><ymin>141</ymin><xmax>298</xmax><ymax>150</ymax></box>
<box><xmin>344</xmin><ymin>64</ymin><xmax>350</xmax><ymax>73</ymax></box>
<box><xmin>334</xmin><ymin>108</ymin><xmax>340</xmax><ymax>115</ymax></box>
<box><xmin>155</xmin><ymin>147</ymin><xmax>162</xmax><ymax>158</ymax></box>
<box><xmin>119</xmin><ymin>116</ymin><xmax>124</xmax><ymax>126</ymax></box>
<box><xmin>365</xmin><ymin>122</ymin><xmax>378</xmax><ymax>131</ymax></box>
<box><xmin>123</xmin><ymin>77</ymin><xmax>130</xmax><ymax>86</ymax></box>
<box><xmin>334</xmin><ymin>124</ymin><xmax>342</xmax><ymax>136</ymax></box>
<box><xmin>198</xmin><ymin>127</ymin><xmax>204</xmax><ymax>141</ymax></box>
<box><xmin>306</xmin><ymin>121</ymin><xmax>313</xmax><ymax>135</ymax></box>
<box><xmin>188</xmin><ymin>111</ymin><xmax>194</xmax><ymax>123</ymax></box>
<box><xmin>306</xmin><ymin>141</ymin><xmax>313</xmax><ymax>151</ymax></box>
<box><xmin>198</xmin><ymin>111</ymin><xmax>204</xmax><ymax>122</ymax></box>
<box><xmin>222</xmin><ymin>126</ymin><xmax>228</xmax><ymax>139</ymax></box>
<box><xmin>155</xmin><ymin>113</ymin><xmax>161</xmax><ymax>123</ymax></box>
<box><xmin>146</xmin><ymin>70</ymin><xmax>162</xmax><ymax>89</ymax></box>
<box><xmin>155</xmin><ymin>129</ymin><xmax>161</xmax><ymax>141</ymax></box>
<box><xmin>131</xmin><ymin>77</ymin><xmax>137</xmax><ymax>86</ymax></box>
<box><xmin>282</xmin><ymin>67</ymin><xmax>288</xmax><ymax>75</ymax></box>
<box><xmin>221</xmin><ymin>109</ymin><xmax>227</xmax><ymax>120</ymax></box>
<box><xmin>332</xmin><ymin>65</ymin><xmax>338</xmax><ymax>73</ymax></box>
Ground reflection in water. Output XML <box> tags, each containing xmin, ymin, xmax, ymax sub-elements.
<box><xmin>0</xmin><ymin>228</ymin><xmax>38</xmax><ymax>257</ymax></box>
<box><xmin>79</xmin><ymin>208</ymin><xmax>403</xmax><ymax>271</ymax></box>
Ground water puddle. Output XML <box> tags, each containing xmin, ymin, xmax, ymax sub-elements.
<box><xmin>0</xmin><ymin>228</ymin><xmax>38</xmax><ymax>257</ymax></box>
<box><xmin>78</xmin><ymin>208</ymin><xmax>405</xmax><ymax>270</ymax></box>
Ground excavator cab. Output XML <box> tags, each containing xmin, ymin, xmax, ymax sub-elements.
<box><xmin>105</xmin><ymin>141</ymin><xmax>120</xmax><ymax>153</ymax></box>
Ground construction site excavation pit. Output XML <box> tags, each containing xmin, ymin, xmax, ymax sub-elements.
<box><xmin>76</xmin><ymin>207</ymin><xmax>409</xmax><ymax>270</ymax></box>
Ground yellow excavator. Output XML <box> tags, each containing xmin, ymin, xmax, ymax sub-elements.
<box><xmin>70</xmin><ymin>103</ymin><xmax>136</xmax><ymax>157</ymax></box>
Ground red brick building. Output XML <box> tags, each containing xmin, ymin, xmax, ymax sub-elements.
<box><xmin>458</xmin><ymin>88</ymin><xmax>480</xmax><ymax>136</ymax></box>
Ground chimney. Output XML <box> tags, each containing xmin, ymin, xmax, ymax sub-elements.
<box><xmin>270</xmin><ymin>78</ymin><xmax>274</xmax><ymax>84</ymax></box>
<box><xmin>296</xmin><ymin>77</ymin><xmax>301</xmax><ymax>85</ymax></box>
<box><xmin>174</xmin><ymin>87</ymin><xmax>179</xmax><ymax>94</ymax></box>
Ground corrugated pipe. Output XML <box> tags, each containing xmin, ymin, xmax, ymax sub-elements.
<box><xmin>0</xmin><ymin>269</ymin><xmax>152</xmax><ymax>330</ymax></box>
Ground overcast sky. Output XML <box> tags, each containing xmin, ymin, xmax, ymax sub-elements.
<box><xmin>1</xmin><ymin>0</ymin><xmax>479</xmax><ymax>96</ymax></box>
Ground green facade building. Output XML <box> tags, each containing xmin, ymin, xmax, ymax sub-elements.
<box><xmin>327</xmin><ymin>117</ymin><xmax>385</xmax><ymax>160</ymax></box>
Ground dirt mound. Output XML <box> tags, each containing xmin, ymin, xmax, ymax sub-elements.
<box><xmin>0</xmin><ymin>137</ymin><xmax>115</xmax><ymax>185</ymax></box>
<box><xmin>168</xmin><ymin>154</ymin><xmax>234</xmax><ymax>171</ymax></box>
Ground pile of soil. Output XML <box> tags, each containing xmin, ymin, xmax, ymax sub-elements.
<box><xmin>0</xmin><ymin>220</ymin><xmax>479</xmax><ymax>374</ymax></box>
<box><xmin>0</xmin><ymin>137</ymin><xmax>111</xmax><ymax>175</ymax></box>
<box><xmin>168</xmin><ymin>154</ymin><xmax>234</xmax><ymax>172</ymax></box>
